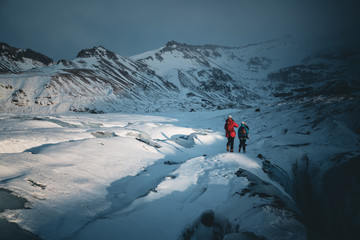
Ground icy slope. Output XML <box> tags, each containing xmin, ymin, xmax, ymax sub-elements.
<box><xmin>0</xmin><ymin>110</ymin><xmax>306</xmax><ymax>240</ymax></box>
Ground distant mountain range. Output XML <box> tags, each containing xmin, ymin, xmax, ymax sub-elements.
<box><xmin>0</xmin><ymin>37</ymin><xmax>359</xmax><ymax>114</ymax></box>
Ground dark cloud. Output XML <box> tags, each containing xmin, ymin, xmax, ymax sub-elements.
<box><xmin>1</xmin><ymin>0</ymin><xmax>358</xmax><ymax>60</ymax></box>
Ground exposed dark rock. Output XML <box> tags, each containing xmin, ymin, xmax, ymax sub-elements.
<box><xmin>0</xmin><ymin>42</ymin><xmax>53</xmax><ymax>73</ymax></box>
<box><xmin>76</xmin><ymin>46</ymin><xmax>118</xmax><ymax>61</ymax></box>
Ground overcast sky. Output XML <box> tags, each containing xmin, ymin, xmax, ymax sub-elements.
<box><xmin>1</xmin><ymin>0</ymin><xmax>359</xmax><ymax>60</ymax></box>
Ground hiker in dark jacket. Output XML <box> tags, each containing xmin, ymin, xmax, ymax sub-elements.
<box><xmin>224</xmin><ymin>115</ymin><xmax>239</xmax><ymax>152</ymax></box>
<box><xmin>238</xmin><ymin>122</ymin><xmax>249</xmax><ymax>153</ymax></box>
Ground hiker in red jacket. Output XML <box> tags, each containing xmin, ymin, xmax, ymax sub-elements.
<box><xmin>224</xmin><ymin>115</ymin><xmax>239</xmax><ymax>152</ymax></box>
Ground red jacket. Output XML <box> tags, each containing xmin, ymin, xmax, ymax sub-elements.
<box><xmin>224</xmin><ymin>119</ymin><xmax>239</xmax><ymax>138</ymax></box>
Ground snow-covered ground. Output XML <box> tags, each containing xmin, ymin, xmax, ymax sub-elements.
<box><xmin>0</xmin><ymin>97</ymin><xmax>359</xmax><ymax>239</ymax></box>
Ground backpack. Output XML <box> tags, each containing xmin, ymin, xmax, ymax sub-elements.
<box><xmin>239</xmin><ymin>124</ymin><xmax>249</xmax><ymax>137</ymax></box>
<box><xmin>241</xmin><ymin>127</ymin><xmax>247</xmax><ymax>136</ymax></box>
<box><xmin>225</xmin><ymin>120</ymin><xmax>233</xmax><ymax>132</ymax></box>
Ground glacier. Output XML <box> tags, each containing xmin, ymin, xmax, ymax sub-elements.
<box><xmin>0</xmin><ymin>37</ymin><xmax>359</xmax><ymax>239</ymax></box>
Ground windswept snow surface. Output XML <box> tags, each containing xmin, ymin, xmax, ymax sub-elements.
<box><xmin>0</xmin><ymin>102</ymin><xmax>359</xmax><ymax>239</ymax></box>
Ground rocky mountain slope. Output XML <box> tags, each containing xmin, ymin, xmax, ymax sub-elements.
<box><xmin>0</xmin><ymin>42</ymin><xmax>53</xmax><ymax>74</ymax></box>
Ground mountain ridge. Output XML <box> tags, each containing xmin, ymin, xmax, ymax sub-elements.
<box><xmin>0</xmin><ymin>42</ymin><xmax>54</xmax><ymax>74</ymax></box>
<box><xmin>0</xmin><ymin>38</ymin><xmax>358</xmax><ymax>114</ymax></box>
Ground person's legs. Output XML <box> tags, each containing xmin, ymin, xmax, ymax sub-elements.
<box><xmin>227</xmin><ymin>137</ymin><xmax>231</xmax><ymax>151</ymax></box>
<box><xmin>229</xmin><ymin>137</ymin><xmax>234</xmax><ymax>152</ymax></box>
<box><xmin>239</xmin><ymin>139</ymin><xmax>246</xmax><ymax>152</ymax></box>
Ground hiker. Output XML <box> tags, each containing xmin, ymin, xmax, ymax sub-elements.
<box><xmin>238</xmin><ymin>122</ymin><xmax>249</xmax><ymax>153</ymax></box>
<box><xmin>224</xmin><ymin>115</ymin><xmax>239</xmax><ymax>152</ymax></box>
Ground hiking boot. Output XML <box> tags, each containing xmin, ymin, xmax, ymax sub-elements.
<box><xmin>226</xmin><ymin>145</ymin><xmax>229</xmax><ymax>152</ymax></box>
<box><xmin>230</xmin><ymin>149</ymin><xmax>234</xmax><ymax>152</ymax></box>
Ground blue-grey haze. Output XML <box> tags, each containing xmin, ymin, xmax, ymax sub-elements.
<box><xmin>0</xmin><ymin>0</ymin><xmax>359</xmax><ymax>60</ymax></box>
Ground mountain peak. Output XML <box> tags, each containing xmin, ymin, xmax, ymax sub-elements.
<box><xmin>165</xmin><ymin>40</ymin><xmax>183</xmax><ymax>48</ymax></box>
<box><xmin>76</xmin><ymin>46</ymin><xmax>118</xmax><ymax>60</ymax></box>
<box><xmin>0</xmin><ymin>42</ymin><xmax>53</xmax><ymax>73</ymax></box>
<box><xmin>0</xmin><ymin>42</ymin><xmax>53</xmax><ymax>65</ymax></box>
<box><xmin>162</xmin><ymin>41</ymin><xmax>191</xmax><ymax>52</ymax></box>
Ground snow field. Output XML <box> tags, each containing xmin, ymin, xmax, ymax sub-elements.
<box><xmin>1</xmin><ymin>100</ymin><xmax>358</xmax><ymax>239</ymax></box>
<box><xmin>1</xmin><ymin>110</ymin><xmax>252</xmax><ymax>239</ymax></box>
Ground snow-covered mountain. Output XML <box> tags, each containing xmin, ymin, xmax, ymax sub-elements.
<box><xmin>3</xmin><ymin>37</ymin><xmax>354</xmax><ymax>114</ymax></box>
<box><xmin>2</xmin><ymin>40</ymin><xmax>263</xmax><ymax>113</ymax></box>
<box><xmin>0</xmin><ymin>42</ymin><xmax>53</xmax><ymax>74</ymax></box>
<box><xmin>2</xmin><ymin>36</ymin><xmax>359</xmax><ymax>115</ymax></box>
